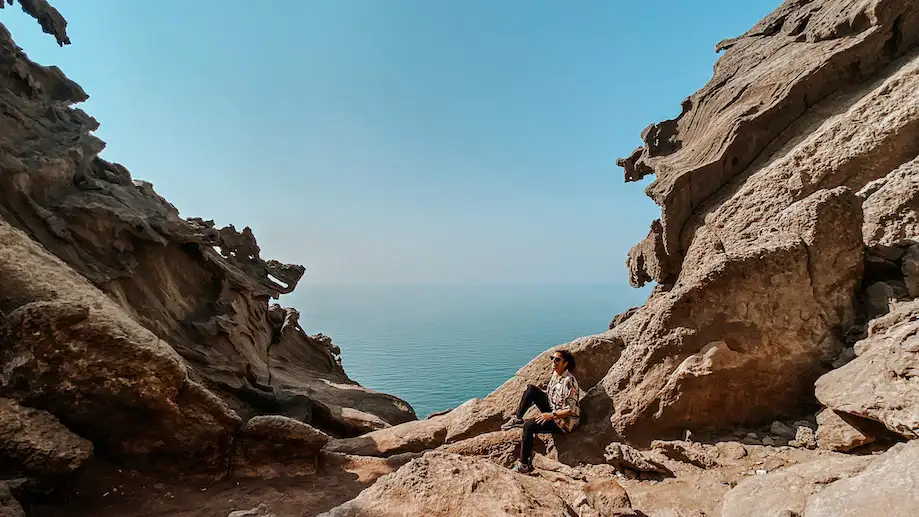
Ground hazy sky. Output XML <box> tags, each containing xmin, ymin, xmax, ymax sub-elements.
<box><xmin>4</xmin><ymin>1</ymin><xmax>777</xmax><ymax>285</ymax></box>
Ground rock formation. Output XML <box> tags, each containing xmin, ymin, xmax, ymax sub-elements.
<box><xmin>5</xmin><ymin>0</ymin><xmax>919</xmax><ymax>516</ymax></box>
<box><xmin>0</xmin><ymin>0</ymin><xmax>416</xmax><ymax>511</ymax></box>
<box><xmin>0</xmin><ymin>1</ymin><xmax>413</xmax><ymax>441</ymax></box>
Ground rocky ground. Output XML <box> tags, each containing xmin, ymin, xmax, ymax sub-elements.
<box><xmin>2</xmin><ymin>0</ymin><xmax>919</xmax><ymax>516</ymax></box>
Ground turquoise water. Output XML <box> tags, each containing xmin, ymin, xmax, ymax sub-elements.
<box><xmin>289</xmin><ymin>284</ymin><xmax>649</xmax><ymax>417</ymax></box>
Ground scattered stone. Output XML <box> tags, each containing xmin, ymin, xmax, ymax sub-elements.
<box><xmin>792</xmin><ymin>427</ymin><xmax>816</xmax><ymax>449</ymax></box>
<box><xmin>581</xmin><ymin>479</ymin><xmax>632</xmax><ymax>515</ymax></box>
<box><xmin>651</xmin><ymin>440</ymin><xmax>716</xmax><ymax>468</ymax></box>
<box><xmin>769</xmin><ymin>422</ymin><xmax>796</xmax><ymax>440</ymax></box>
<box><xmin>715</xmin><ymin>442</ymin><xmax>748</xmax><ymax>461</ymax></box>
<box><xmin>815</xmin><ymin>409</ymin><xmax>876</xmax><ymax>452</ymax></box>
<box><xmin>761</xmin><ymin>436</ymin><xmax>776</xmax><ymax>447</ymax></box>
<box><xmin>792</xmin><ymin>420</ymin><xmax>816</xmax><ymax>431</ymax></box>
<box><xmin>902</xmin><ymin>245</ymin><xmax>919</xmax><ymax>298</ymax></box>
<box><xmin>228</xmin><ymin>504</ymin><xmax>276</xmax><ymax>517</ymax></box>
<box><xmin>604</xmin><ymin>443</ymin><xmax>673</xmax><ymax>476</ymax></box>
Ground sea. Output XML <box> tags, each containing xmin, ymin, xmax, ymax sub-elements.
<box><xmin>289</xmin><ymin>284</ymin><xmax>650</xmax><ymax>417</ymax></box>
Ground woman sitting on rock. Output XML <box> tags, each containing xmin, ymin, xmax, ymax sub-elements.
<box><xmin>501</xmin><ymin>349</ymin><xmax>580</xmax><ymax>474</ymax></box>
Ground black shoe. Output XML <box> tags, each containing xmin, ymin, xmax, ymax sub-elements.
<box><xmin>511</xmin><ymin>461</ymin><xmax>534</xmax><ymax>474</ymax></box>
<box><xmin>501</xmin><ymin>416</ymin><xmax>525</xmax><ymax>430</ymax></box>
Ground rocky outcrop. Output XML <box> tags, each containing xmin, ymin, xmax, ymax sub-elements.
<box><xmin>721</xmin><ymin>441</ymin><xmax>919</xmax><ymax>517</ymax></box>
<box><xmin>815</xmin><ymin>299</ymin><xmax>919</xmax><ymax>439</ymax></box>
<box><xmin>231</xmin><ymin>416</ymin><xmax>329</xmax><ymax>479</ymax></box>
<box><xmin>0</xmin><ymin>3</ymin><xmax>414</xmax><ymax>441</ymax></box>
<box><xmin>317</xmin><ymin>451</ymin><xmax>634</xmax><ymax>517</ymax></box>
<box><xmin>0</xmin><ymin>398</ymin><xmax>92</xmax><ymax>481</ymax></box>
<box><xmin>554</xmin><ymin>0</ymin><xmax>919</xmax><ymax>457</ymax></box>
<box><xmin>0</xmin><ymin>219</ymin><xmax>240</xmax><ymax>472</ymax></box>
<box><xmin>618</xmin><ymin>0</ymin><xmax>919</xmax><ymax>286</ymax></box>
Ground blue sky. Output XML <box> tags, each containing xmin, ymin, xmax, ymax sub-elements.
<box><xmin>3</xmin><ymin>1</ymin><xmax>778</xmax><ymax>285</ymax></box>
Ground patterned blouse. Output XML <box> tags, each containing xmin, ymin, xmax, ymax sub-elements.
<box><xmin>547</xmin><ymin>370</ymin><xmax>581</xmax><ymax>432</ymax></box>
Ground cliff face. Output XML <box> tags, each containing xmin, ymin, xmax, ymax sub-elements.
<box><xmin>0</xmin><ymin>0</ymin><xmax>414</xmax><ymax>483</ymax></box>
<box><xmin>578</xmin><ymin>0</ymin><xmax>919</xmax><ymax>454</ymax></box>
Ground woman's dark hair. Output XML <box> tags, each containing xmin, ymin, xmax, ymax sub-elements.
<box><xmin>556</xmin><ymin>349</ymin><xmax>576</xmax><ymax>372</ymax></box>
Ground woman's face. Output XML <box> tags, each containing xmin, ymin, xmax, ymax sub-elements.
<box><xmin>550</xmin><ymin>353</ymin><xmax>567</xmax><ymax>374</ymax></box>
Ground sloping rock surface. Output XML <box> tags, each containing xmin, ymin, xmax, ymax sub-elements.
<box><xmin>0</xmin><ymin>1</ymin><xmax>413</xmax><ymax>442</ymax></box>
<box><xmin>815</xmin><ymin>299</ymin><xmax>919</xmax><ymax>438</ymax></box>
<box><xmin>722</xmin><ymin>441</ymin><xmax>919</xmax><ymax>517</ymax></box>
<box><xmin>316</xmin><ymin>452</ymin><xmax>587</xmax><ymax>517</ymax></box>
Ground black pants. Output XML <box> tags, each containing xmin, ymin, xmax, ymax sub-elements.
<box><xmin>516</xmin><ymin>384</ymin><xmax>562</xmax><ymax>465</ymax></box>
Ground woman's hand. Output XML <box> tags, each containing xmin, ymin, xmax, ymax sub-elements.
<box><xmin>535</xmin><ymin>412</ymin><xmax>555</xmax><ymax>423</ymax></box>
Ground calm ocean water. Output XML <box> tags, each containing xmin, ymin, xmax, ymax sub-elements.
<box><xmin>289</xmin><ymin>284</ymin><xmax>649</xmax><ymax>417</ymax></box>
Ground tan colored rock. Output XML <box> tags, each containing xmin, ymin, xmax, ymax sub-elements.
<box><xmin>569</xmin><ymin>187</ymin><xmax>865</xmax><ymax>458</ymax></box>
<box><xmin>720</xmin><ymin>454</ymin><xmax>872</xmax><ymax>517</ymax></box>
<box><xmin>0</xmin><ymin>221</ymin><xmax>240</xmax><ymax>472</ymax></box>
<box><xmin>0</xmin><ymin>398</ymin><xmax>92</xmax><ymax>478</ymax></box>
<box><xmin>316</xmin><ymin>451</ymin><xmax>584</xmax><ymax>517</ymax></box>
<box><xmin>437</xmin><ymin>429</ymin><xmax>547</xmax><ymax>468</ymax></box>
<box><xmin>232</xmin><ymin>416</ymin><xmax>330</xmax><ymax>479</ymax></box>
<box><xmin>573</xmin><ymin>1</ymin><xmax>919</xmax><ymax>452</ymax></box>
<box><xmin>322</xmin><ymin>416</ymin><xmax>449</xmax><ymax>457</ymax></box>
<box><xmin>605</xmin><ymin>443</ymin><xmax>673</xmax><ymax>476</ymax></box>
<box><xmin>815</xmin><ymin>409</ymin><xmax>875</xmax><ymax>452</ymax></box>
<box><xmin>815</xmin><ymin>299</ymin><xmax>919</xmax><ymax>439</ymax></box>
<box><xmin>618</xmin><ymin>0</ymin><xmax>919</xmax><ymax>281</ymax></box>
<box><xmin>650</xmin><ymin>440</ymin><xmax>716</xmax><ymax>469</ymax></box>
<box><xmin>860</xmin><ymin>157</ymin><xmax>919</xmax><ymax>248</ymax></box>
<box><xmin>581</xmin><ymin>479</ymin><xmax>631</xmax><ymax>515</ymax></box>
<box><xmin>803</xmin><ymin>441</ymin><xmax>919</xmax><ymax>516</ymax></box>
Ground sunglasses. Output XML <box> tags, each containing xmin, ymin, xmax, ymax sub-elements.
<box><xmin>550</xmin><ymin>356</ymin><xmax>564</xmax><ymax>363</ymax></box>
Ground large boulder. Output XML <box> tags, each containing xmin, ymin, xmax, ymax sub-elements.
<box><xmin>0</xmin><ymin>220</ymin><xmax>240</xmax><ymax>472</ymax></box>
<box><xmin>0</xmin><ymin>398</ymin><xmax>92</xmax><ymax>480</ymax></box>
<box><xmin>316</xmin><ymin>451</ymin><xmax>601</xmax><ymax>517</ymax></box>
<box><xmin>323</xmin><ymin>416</ymin><xmax>450</xmax><ymax>457</ymax></box>
<box><xmin>231</xmin><ymin>416</ymin><xmax>330</xmax><ymax>479</ymax></box>
<box><xmin>0</xmin><ymin>7</ymin><xmax>414</xmax><ymax>438</ymax></box>
<box><xmin>815</xmin><ymin>299</ymin><xmax>919</xmax><ymax>439</ymax></box>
